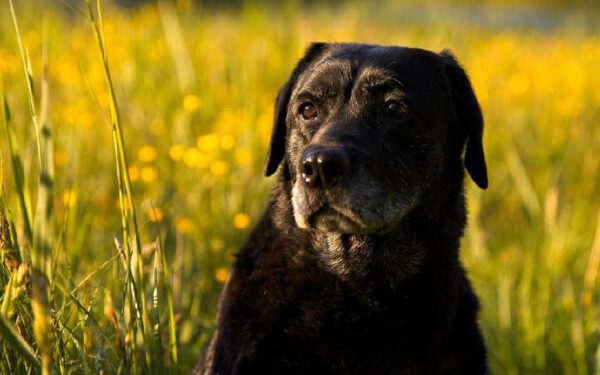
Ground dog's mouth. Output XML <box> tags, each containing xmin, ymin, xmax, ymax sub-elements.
<box><xmin>308</xmin><ymin>204</ymin><xmax>371</xmax><ymax>234</ymax></box>
<box><xmin>291</xmin><ymin>183</ymin><xmax>381</xmax><ymax>234</ymax></box>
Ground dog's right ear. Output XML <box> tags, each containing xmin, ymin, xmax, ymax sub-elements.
<box><xmin>264</xmin><ymin>43</ymin><xmax>329</xmax><ymax>177</ymax></box>
<box><xmin>440</xmin><ymin>50</ymin><xmax>488</xmax><ymax>189</ymax></box>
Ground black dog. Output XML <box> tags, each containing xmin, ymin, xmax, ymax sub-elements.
<box><xmin>195</xmin><ymin>42</ymin><xmax>488</xmax><ymax>374</ymax></box>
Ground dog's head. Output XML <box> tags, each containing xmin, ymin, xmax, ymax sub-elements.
<box><xmin>265</xmin><ymin>43</ymin><xmax>487</xmax><ymax>234</ymax></box>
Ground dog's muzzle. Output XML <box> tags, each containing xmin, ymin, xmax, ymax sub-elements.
<box><xmin>300</xmin><ymin>147</ymin><xmax>351</xmax><ymax>189</ymax></box>
<box><xmin>293</xmin><ymin>146</ymin><xmax>369</xmax><ymax>233</ymax></box>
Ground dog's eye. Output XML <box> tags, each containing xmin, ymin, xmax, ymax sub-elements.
<box><xmin>300</xmin><ymin>102</ymin><xmax>318</xmax><ymax>120</ymax></box>
<box><xmin>384</xmin><ymin>100</ymin><xmax>408</xmax><ymax>119</ymax></box>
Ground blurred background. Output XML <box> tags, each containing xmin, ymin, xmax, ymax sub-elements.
<box><xmin>1</xmin><ymin>0</ymin><xmax>599</xmax><ymax>373</ymax></box>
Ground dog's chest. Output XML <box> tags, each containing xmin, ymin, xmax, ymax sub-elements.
<box><xmin>268</xmin><ymin>262</ymin><xmax>428</xmax><ymax>340</ymax></box>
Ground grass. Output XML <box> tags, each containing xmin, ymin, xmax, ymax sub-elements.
<box><xmin>0</xmin><ymin>0</ymin><xmax>599</xmax><ymax>373</ymax></box>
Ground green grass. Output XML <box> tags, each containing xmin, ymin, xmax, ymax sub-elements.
<box><xmin>0</xmin><ymin>0</ymin><xmax>599</xmax><ymax>373</ymax></box>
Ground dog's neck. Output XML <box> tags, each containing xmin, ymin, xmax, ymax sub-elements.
<box><xmin>272</xmin><ymin>173</ymin><xmax>467</xmax><ymax>291</ymax></box>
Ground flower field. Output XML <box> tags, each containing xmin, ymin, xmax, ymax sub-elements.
<box><xmin>0</xmin><ymin>0</ymin><xmax>599</xmax><ymax>373</ymax></box>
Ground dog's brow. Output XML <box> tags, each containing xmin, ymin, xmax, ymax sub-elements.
<box><xmin>295</xmin><ymin>81</ymin><xmax>339</xmax><ymax>102</ymax></box>
<box><xmin>356</xmin><ymin>68</ymin><xmax>404</xmax><ymax>92</ymax></box>
<box><xmin>296</xmin><ymin>89</ymin><xmax>326</xmax><ymax>102</ymax></box>
<box><xmin>294</xmin><ymin>60</ymin><xmax>352</xmax><ymax>100</ymax></box>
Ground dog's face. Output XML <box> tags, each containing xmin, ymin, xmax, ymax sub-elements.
<box><xmin>265</xmin><ymin>43</ymin><xmax>487</xmax><ymax>234</ymax></box>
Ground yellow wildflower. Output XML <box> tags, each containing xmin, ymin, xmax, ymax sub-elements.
<box><xmin>176</xmin><ymin>217</ymin><xmax>194</xmax><ymax>234</ymax></box>
<box><xmin>169</xmin><ymin>144</ymin><xmax>185</xmax><ymax>161</ymax></box>
<box><xmin>210</xmin><ymin>237</ymin><xmax>225</xmax><ymax>251</ymax></box>
<box><xmin>257</xmin><ymin>109</ymin><xmax>274</xmax><ymax>145</ymax></box>
<box><xmin>148</xmin><ymin>207</ymin><xmax>163</xmax><ymax>223</ymax></box>
<box><xmin>507</xmin><ymin>73</ymin><xmax>531</xmax><ymax>97</ymax></box>
<box><xmin>197</xmin><ymin>133</ymin><xmax>220</xmax><ymax>153</ymax></box>
<box><xmin>183</xmin><ymin>148</ymin><xmax>210</xmax><ymax>168</ymax></box>
<box><xmin>62</xmin><ymin>189</ymin><xmax>78</xmax><ymax>207</ymax></box>
<box><xmin>215</xmin><ymin>112</ymin><xmax>237</xmax><ymax>131</ymax></box>
<box><xmin>233</xmin><ymin>213</ymin><xmax>251</xmax><ymax>229</ymax></box>
<box><xmin>54</xmin><ymin>150</ymin><xmax>69</xmax><ymax>167</ymax></box>
<box><xmin>183</xmin><ymin>94</ymin><xmax>201</xmax><ymax>113</ymax></box>
<box><xmin>221</xmin><ymin>134</ymin><xmax>236</xmax><ymax>150</ymax></box>
<box><xmin>140</xmin><ymin>167</ymin><xmax>158</xmax><ymax>182</ymax></box>
<box><xmin>235</xmin><ymin>148</ymin><xmax>253</xmax><ymax>165</ymax></box>
<box><xmin>215</xmin><ymin>267</ymin><xmax>230</xmax><ymax>283</ymax></box>
<box><xmin>121</xmin><ymin>197</ymin><xmax>133</xmax><ymax>211</ymax></box>
<box><xmin>98</xmin><ymin>93</ymin><xmax>110</xmax><ymax>109</ymax></box>
<box><xmin>210</xmin><ymin>160</ymin><xmax>230</xmax><ymax>177</ymax></box>
<box><xmin>79</xmin><ymin>111</ymin><xmax>94</xmax><ymax>129</ymax></box>
<box><xmin>128</xmin><ymin>166</ymin><xmax>140</xmax><ymax>182</ymax></box>
<box><xmin>0</xmin><ymin>48</ymin><xmax>18</xmax><ymax>76</ymax></box>
<box><xmin>138</xmin><ymin>146</ymin><xmax>157</xmax><ymax>162</ymax></box>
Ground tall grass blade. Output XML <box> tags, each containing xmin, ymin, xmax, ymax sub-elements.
<box><xmin>30</xmin><ymin>271</ymin><xmax>52</xmax><ymax>375</ymax></box>
<box><xmin>85</xmin><ymin>1</ymin><xmax>153</xmax><ymax>370</ymax></box>
<box><xmin>53</xmin><ymin>282</ymin><xmax>115</xmax><ymax>355</ymax></box>
<box><xmin>504</xmin><ymin>141</ymin><xmax>541</xmax><ymax>219</ymax></box>
<box><xmin>158</xmin><ymin>234</ymin><xmax>178</xmax><ymax>370</ymax></box>
<box><xmin>8</xmin><ymin>0</ymin><xmax>42</xmax><ymax>168</ymax></box>
<box><xmin>582</xmin><ymin>210</ymin><xmax>600</xmax><ymax>307</ymax></box>
<box><xmin>0</xmin><ymin>196</ymin><xmax>22</xmax><ymax>263</ymax></box>
<box><xmin>152</xmin><ymin>240</ymin><xmax>165</xmax><ymax>373</ymax></box>
<box><xmin>158</xmin><ymin>0</ymin><xmax>196</xmax><ymax>92</ymax></box>
<box><xmin>25</xmin><ymin>14</ymin><xmax>55</xmax><ymax>374</ymax></box>
<box><xmin>1</xmin><ymin>87</ymin><xmax>32</xmax><ymax>245</ymax></box>
<box><xmin>32</xmin><ymin>16</ymin><xmax>55</xmax><ymax>277</ymax></box>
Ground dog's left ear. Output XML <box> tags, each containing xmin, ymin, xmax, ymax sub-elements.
<box><xmin>265</xmin><ymin>43</ymin><xmax>330</xmax><ymax>177</ymax></box>
<box><xmin>440</xmin><ymin>50</ymin><xmax>488</xmax><ymax>189</ymax></box>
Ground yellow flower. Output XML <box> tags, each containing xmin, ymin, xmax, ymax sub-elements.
<box><xmin>54</xmin><ymin>150</ymin><xmax>69</xmax><ymax>167</ymax></box>
<box><xmin>210</xmin><ymin>237</ymin><xmax>225</xmax><ymax>251</ymax></box>
<box><xmin>233</xmin><ymin>213</ymin><xmax>251</xmax><ymax>229</ymax></box>
<box><xmin>215</xmin><ymin>112</ymin><xmax>237</xmax><ymax>131</ymax></box>
<box><xmin>183</xmin><ymin>148</ymin><xmax>210</xmax><ymax>168</ymax></box>
<box><xmin>0</xmin><ymin>48</ymin><xmax>19</xmax><ymax>76</ymax></box>
<box><xmin>98</xmin><ymin>93</ymin><xmax>110</xmax><ymax>109</ymax></box>
<box><xmin>215</xmin><ymin>267</ymin><xmax>230</xmax><ymax>283</ymax></box>
<box><xmin>183</xmin><ymin>94</ymin><xmax>201</xmax><ymax>113</ymax></box>
<box><xmin>210</xmin><ymin>160</ymin><xmax>230</xmax><ymax>177</ymax></box>
<box><xmin>257</xmin><ymin>109</ymin><xmax>274</xmax><ymax>145</ymax></box>
<box><xmin>62</xmin><ymin>189</ymin><xmax>78</xmax><ymax>207</ymax></box>
<box><xmin>169</xmin><ymin>144</ymin><xmax>185</xmax><ymax>161</ymax></box>
<box><xmin>176</xmin><ymin>217</ymin><xmax>194</xmax><ymax>233</ymax></box>
<box><xmin>221</xmin><ymin>134</ymin><xmax>236</xmax><ymax>150</ymax></box>
<box><xmin>197</xmin><ymin>133</ymin><xmax>220</xmax><ymax>153</ymax></box>
<box><xmin>129</xmin><ymin>166</ymin><xmax>140</xmax><ymax>182</ymax></box>
<box><xmin>140</xmin><ymin>167</ymin><xmax>158</xmax><ymax>182</ymax></box>
<box><xmin>507</xmin><ymin>73</ymin><xmax>531</xmax><ymax>97</ymax></box>
<box><xmin>235</xmin><ymin>148</ymin><xmax>253</xmax><ymax>165</ymax></box>
<box><xmin>79</xmin><ymin>111</ymin><xmax>94</xmax><ymax>129</ymax></box>
<box><xmin>138</xmin><ymin>146</ymin><xmax>157</xmax><ymax>162</ymax></box>
<box><xmin>148</xmin><ymin>207</ymin><xmax>163</xmax><ymax>223</ymax></box>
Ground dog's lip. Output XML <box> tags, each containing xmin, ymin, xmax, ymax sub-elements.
<box><xmin>309</xmin><ymin>204</ymin><xmax>364</xmax><ymax>228</ymax></box>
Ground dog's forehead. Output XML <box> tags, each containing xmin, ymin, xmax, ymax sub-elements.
<box><xmin>294</xmin><ymin>45</ymin><xmax>443</xmax><ymax>96</ymax></box>
<box><xmin>294</xmin><ymin>59</ymin><xmax>353</xmax><ymax>96</ymax></box>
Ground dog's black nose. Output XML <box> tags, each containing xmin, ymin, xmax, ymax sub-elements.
<box><xmin>301</xmin><ymin>148</ymin><xmax>350</xmax><ymax>189</ymax></box>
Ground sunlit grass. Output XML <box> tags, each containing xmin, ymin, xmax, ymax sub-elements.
<box><xmin>0</xmin><ymin>0</ymin><xmax>599</xmax><ymax>373</ymax></box>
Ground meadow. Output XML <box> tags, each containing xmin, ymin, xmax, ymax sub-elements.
<box><xmin>0</xmin><ymin>0</ymin><xmax>599</xmax><ymax>373</ymax></box>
